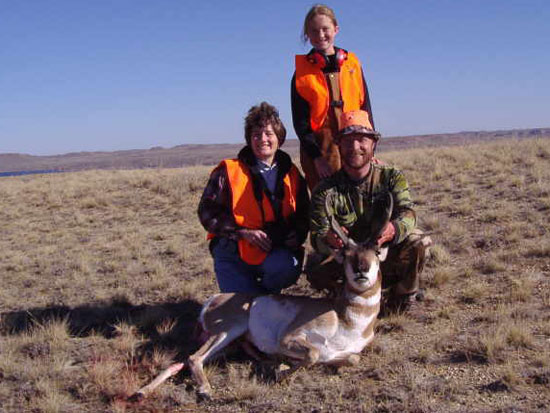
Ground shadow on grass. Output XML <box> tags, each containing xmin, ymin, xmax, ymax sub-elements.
<box><xmin>0</xmin><ymin>295</ymin><xmax>203</xmax><ymax>357</ymax></box>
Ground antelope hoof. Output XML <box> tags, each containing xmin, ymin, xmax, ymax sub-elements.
<box><xmin>275</xmin><ymin>364</ymin><xmax>297</xmax><ymax>383</ymax></box>
<box><xmin>127</xmin><ymin>392</ymin><xmax>144</xmax><ymax>403</ymax></box>
<box><xmin>348</xmin><ymin>354</ymin><xmax>360</xmax><ymax>366</ymax></box>
<box><xmin>196</xmin><ymin>389</ymin><xmax>212</xmax><ymax>402</ymax></box>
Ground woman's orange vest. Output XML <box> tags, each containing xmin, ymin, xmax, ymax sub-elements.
<box><xmin>209</xmin><ymin>159</ymin><xmax>301</xmax><ymax>265</ymax></box>
<box><xmin>295</xmin><ymin>51</ymin><xmax>365</xmax><ymax>132</ymax></box>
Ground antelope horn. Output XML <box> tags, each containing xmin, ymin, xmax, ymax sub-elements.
<box><xmin>368</xmin><ymin>192</ymin><xmax>394</xmax><ymax>244</ymax></box>
<box><xmin>329</xmin><ymin>215</ymin><xmax>352</xmax><ymax>247</ymax></box>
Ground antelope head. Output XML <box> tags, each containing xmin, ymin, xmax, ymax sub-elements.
<box><xmin>331</xmin><ymin>192</ymin><xmax>393</xmax><ymax>292</ymax></box>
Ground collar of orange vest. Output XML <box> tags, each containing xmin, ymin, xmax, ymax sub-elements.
<box><xmin>237</xmin><ymin>145</ymin><xmax>293</xmax><ymax>209</ymax></box>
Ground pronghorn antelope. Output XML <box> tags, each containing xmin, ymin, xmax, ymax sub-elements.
<box><xmin>132</xmin><ymin>193</ymin><xmax>393</xmax><ymax>401</ymax></box>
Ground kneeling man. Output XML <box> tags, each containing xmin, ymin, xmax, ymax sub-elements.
<box><xmin>308</xmin><ymin>110</ymin><xmax>432</xmax><ymax>311</ymax></box>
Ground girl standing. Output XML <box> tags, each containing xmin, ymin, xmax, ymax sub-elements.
<box><xmin>291</xmin><ymin>4</ymin><xmax>376</xmax><ymax>190</ymax></box>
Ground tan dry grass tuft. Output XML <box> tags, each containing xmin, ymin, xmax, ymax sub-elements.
<box><xmin>522</xmin><ymin>239</ymin><xmax>550</xmax><ymax>259</ymax></box>
<box><xmin>32</xmin><ymin>385</ymin><xmax>79</xmax><ymax>413</ymax></box>
<box><xmin>0</xmin><ymin>341</ymin><xmax>19</xmax><ymax>381</ymax></box>
<box><xmin>505</xmin><ymin>323</ymin><xmax>535</xmax><ymax>349</ymax></box>
<box><xmin>29</xmin><ymin>317</ymin><xmax>72</xmax><ymax>353</ymax></box>
<box><xmin>475</xmin><ymin>255</ymin><xmax>507</xmax><ymax>275</ymax></box>
<box><xmin>112</xmin><ymin>322</ymin><xmax>143</xmax><ymax>358</ymax></box>
<box><xmin>428</xmin><ymin>244</ymin><xmax>451</xmax><ymax>265</ymax></box>
<box><xmin>463</xmin><ymin>317</ymin><xmax>535</xmax><ymax>365</ymax></box>
<box><xmin>461</xmin><ymin>266</ymin><xmax>475</xmax><ymax>278</ymax></box>
<box><xmin>478</xmin><ymin>325</ymin><xmax>509</xmax><ymax>363</ymax></box>
<box><xmin>436</xmin><ymin>306</ymin><xmax>452</xmax><ymax>320</ymax></box>
<box><xmin>542</xmin><ymin>290</ymin><xmax>550</xmax><ymax>309</ymax></box>
<box><xmin>427</xmin><ymin>265</ymin><xmax>456</xmax><ymax>288</ymax></box>
<box><xmin>418</xmin><ymin>213</ymin><xmax>441</xmax><ymax>232</ymax></box>
<box><xmin>226</xmin><ymin>363</ymin><xmax>266</xmax><ymax>401</ymax></box>
<box><xmin>155</xmin><ymin>317</ymin><xmax>178</xmax><ymax>336</ymax></box>
<box><xmin>508</xmin><ymin>276</ymin><xmax>534</xmax><ymax>303</ymax></box>
<box><xmin>444</xmin><ymin>222</ymin><xmax>470</xmax><ymax>253</ymax></box>
<box><xmin>432</xmin><ymin>323</ymin><xmax>460</xmax><ymax>353</ymax></box>
<box><xmin>377</xmin><ymin>312</ymin><xmax>409</xmax><ymax>334</ymax></box>
<box><xmin>461</xmin><ymin>281</ymin><xmax>487</xmax><ymax>304</ymax></box>
<box><xmin>87</xmin><ymin>356</ymin><xmax>125</xmax><ymax>393</ymax></box>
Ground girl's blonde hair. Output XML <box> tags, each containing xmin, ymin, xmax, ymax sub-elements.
<box><xmin>301</xmin><ymin>4</ymin><xmax>338</xmax><ymax>43</ymax></box>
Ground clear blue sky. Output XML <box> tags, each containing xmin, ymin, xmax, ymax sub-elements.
<box><xmin>1</xmin><ymin>0</ymin><xmax>549</xmax><ymax>155</ymax></box>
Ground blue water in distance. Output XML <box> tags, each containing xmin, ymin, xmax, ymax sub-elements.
<box><xmin>0</xmin><ymin>170</ymin><xmax>62</xmax><ymax>178</ymax></box>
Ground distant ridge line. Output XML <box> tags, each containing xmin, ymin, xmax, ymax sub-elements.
<box><xmin>1</xmin><ymin>128</ymin><xmax>549</xmax><ymax>174</ymax></box>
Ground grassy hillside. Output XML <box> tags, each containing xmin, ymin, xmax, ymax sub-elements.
<box><xmin>1</xmin><ymin>138</ymin><xmax>549</xmax><ymax>412</ymax></box>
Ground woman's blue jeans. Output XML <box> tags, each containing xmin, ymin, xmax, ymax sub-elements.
<box><xmin>211</xmin><ymin>238</ymin><xmax>302</xmax><ymax>294</ymax></box>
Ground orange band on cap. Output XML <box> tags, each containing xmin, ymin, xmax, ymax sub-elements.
<box><xmin>339</xmin><ymin>110</ymin><xmax>374</xmax><ymax>132</ymax></box>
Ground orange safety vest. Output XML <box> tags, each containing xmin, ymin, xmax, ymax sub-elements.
<box><xmin>295</xmin><ymin>51</ymin><xmax>366</xmax><ymax>132</ymax></box>
<box><xmin>209</xmin><ymin>159</ymin><xmax>301</xmax><ymax>265</ymax></box>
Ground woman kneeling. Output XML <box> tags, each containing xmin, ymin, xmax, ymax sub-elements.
<box><xmin>198</xmin><ymin>102</ymin><xmax>310</xmax><ymax>294</ymax></box>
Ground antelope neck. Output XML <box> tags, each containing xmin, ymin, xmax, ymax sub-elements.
<box><xmin>338</xmin><ymin>286</ymin><xmax>381</xmax><ymax>329</ymax></box>
<box><xmin>343</xmin><ymin>285</ymin><xmax>380</xmax><ymax>308</ymax></box>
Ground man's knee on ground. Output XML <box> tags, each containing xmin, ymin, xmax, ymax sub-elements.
<box><xmin>381</xmin><ymin>229</ymin><xmax>432</xmax><ymax>292</ymax></box>
<box><xmin>408</xmin><ymin>228</ymin><xmax>433</xmax><ymax>253</ymax></box>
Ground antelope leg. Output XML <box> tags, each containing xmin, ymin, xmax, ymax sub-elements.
<box><xmin>276</xmin><ymin>335</ymin><xmax>321</xmax><ymax>382</ymax></box>
<box><xmin>188</xmin><ymin>325</ymin><xmax>248</xmax><ymax>398</ymax></box>
<box><xmin>326</xmin><ymin>353</ymin><xmax>361</xmax><ymax>368</ymax></box>
<box><xmin>240</xmin><ymin>338</ymin><xmax>265</xmax><ymax>361</ymax></box>
<box><xmin>131</xmin><ymin>362</ymin><xmax>185</xmax><ymax>400</ymax></box>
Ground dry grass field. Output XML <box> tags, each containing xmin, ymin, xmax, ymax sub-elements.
<box><xmin>1</xmin><ymin>138</ymin><xmax>549</xmax><ymax>412</ymax></box>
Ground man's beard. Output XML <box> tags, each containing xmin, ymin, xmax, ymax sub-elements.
<box><xmin>342</xmin><ymin>150</ymin><xmax>372</xmax><ymax>169</ymax></box>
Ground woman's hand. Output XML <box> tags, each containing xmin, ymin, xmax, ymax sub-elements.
<box><xmin>238</xmin><ymin>229</ymin><xmax>272</xmax><ymax>252</ymax></box>
<box><xmin>314</xmin><ymin>157</ymin><xmax>333</xmax><ymax>179</ymax></box>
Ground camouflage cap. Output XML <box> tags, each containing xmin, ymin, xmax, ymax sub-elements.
<box><xmin>338</xmin><ymin>110</ymin><xmax>380</xmax><ymax>141</ymax></box>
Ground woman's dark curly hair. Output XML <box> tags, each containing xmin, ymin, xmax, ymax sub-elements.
<box><xmin>244</xmin><ymin>102</ymin><xmax>286</xmax><ymax>147</ymax></box>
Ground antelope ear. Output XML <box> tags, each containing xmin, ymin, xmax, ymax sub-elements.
<box><xmin>333</xmin><ymin>238</ymin><xmax>357</xmax><ymax>263</ymax></box>
<box><xmin>333</xmin><ymin>250</ymin><xmax>344</xmax><ymax>264</ymax></box>
<box><xmin>369</xmin><ymin>192</ymin><xmax>394</xmax><ymax>242</ymax></box>
<box><xmin>378</xmin><ymin>246</ymin><xmax>389</xmax><ymax>262</ymax></box>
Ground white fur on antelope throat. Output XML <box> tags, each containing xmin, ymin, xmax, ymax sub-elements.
<box><xmin>344</xmin><ymin>287</ymin><xmax>381</xmax><ymax>308</ymax></box>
